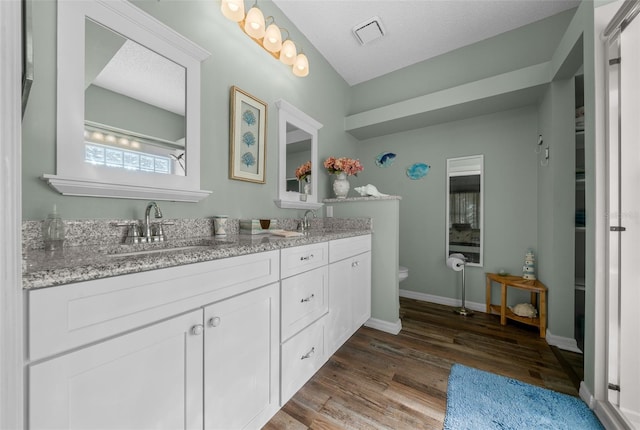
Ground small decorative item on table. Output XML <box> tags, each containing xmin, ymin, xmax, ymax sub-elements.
<box><xmin>324</xmin><ymin>156</ymin><xmax>363</xmax><ymax>199</ymax></box>
<box><xmin>522</xmin><ymin>249</ymin><xmax>536</xmax><ymax>280</ymax></box>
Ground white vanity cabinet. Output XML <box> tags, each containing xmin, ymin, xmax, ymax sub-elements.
<box><xmin>27</xmin><ymin>250</ymin><xmax>280</xmax><ymax>430</ymax></box>
<box><xmin>25</xmin><ymin>234</ymin><xmax>372</xmax><ymax>429</ymax></box>
<box><xmin>327</xmin><ymin>235</ymin><xmax>372</xmax><ymax>356</ymax></box>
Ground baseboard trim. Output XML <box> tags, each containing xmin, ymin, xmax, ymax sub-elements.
<box><xmin>580</xmin><ymin>381</ymin><xmax>596</xmax><ymax>409</ymax></box>
<box><xmin>399</xmin><ymin>289</ymin><xmax>485</xmax><ymax>313</ymax></box>
<box><xmin>546</xmin><ymin>329</ymin><xmax>582</xmax><ymax>353</ymax></box>
<box><xmin>364</xmin><ymin>317</ymin><xmax>402</xmax><ymax>335</ymax></box>
<box><xmin>593</xmin><ymin>398</ymin><xmax>636</xmax><ymax>430</ymax></box>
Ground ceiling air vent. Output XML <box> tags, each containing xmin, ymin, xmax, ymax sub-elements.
<box><xmin>352</xmin><ymin>16</ymin><xmax>385</xmax><ymax>46</ymax></box>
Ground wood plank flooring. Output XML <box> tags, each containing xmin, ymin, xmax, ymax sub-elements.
<box><xmin>263</xmin><ymin>298</ymin><xmax>579</xmax><ymax>430</ymax></box>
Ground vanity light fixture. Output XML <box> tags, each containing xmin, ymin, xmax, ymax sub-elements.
<box><xmin>220</xmin><ymin>0</ymin><xmax>309</xmax><ymax>77</ymax></box>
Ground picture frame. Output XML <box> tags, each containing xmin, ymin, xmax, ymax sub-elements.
<box><xmin>229</xmin><ymin>86</ymin><xmax>267</xmax><ymax>183</ymax></box>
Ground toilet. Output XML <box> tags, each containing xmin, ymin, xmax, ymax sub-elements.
<box><xmin>399</xmin><ymin>266</ymin><xmax>409</xmax><ymax>282</ymax></box>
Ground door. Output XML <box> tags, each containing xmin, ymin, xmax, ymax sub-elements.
<box><xmin>29</xmin><ymin>310</ymin><xmax>204</xmax><ymax>430</ymax></box>
<box><xmin>616</xmin><ymin>11</ymin><xmax>640</xmax><ymax>426</ymax></box>
<box><xmin>351</xmin><ymin>251</ymin><xmax>372</xmax><ymax>329</ymax></box>
<box><xmin>203</xmin><ymin>282</ymin><xmax>279</xmax><ymax>430</ymax></box>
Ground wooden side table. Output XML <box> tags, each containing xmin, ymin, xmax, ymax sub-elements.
<box><xmin>485</xmin><ymin>273</ymin><xmax>547</xmax><ymax>338</ymax></box>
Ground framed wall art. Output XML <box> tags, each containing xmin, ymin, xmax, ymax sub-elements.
<box><xmin>229</xmin><ymin>86</ymin><xmax>267</xmax><ymax>183</ymax></box>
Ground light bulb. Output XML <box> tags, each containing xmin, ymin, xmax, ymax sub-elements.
<box><xmin>263</xmin><ymin>23</ymin><xmax>282</xmax><ymax>52</ymax></box>
<box><xmin>221</xmin><ymin>0</ymin><xmax>245</xmax><ymax>22</ymax></box>
<box><xmin>244</xmin><ymin>6</ymin><xmax>265</xmax><ymax>39</ymax></box>
<box><xmin>279</xmin><ymin>40</ymin><xmax>296</xmax><ymax>65</ymax></box>
<box><xmin>292</xmin><ymin>53</ymin><xmax>309</xmax><ymax>77</ymax></box>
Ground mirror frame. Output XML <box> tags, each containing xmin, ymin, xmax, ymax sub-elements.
<box><xmin>42</xmin><ymin>0</ymin><xmax>212</xmax><ymax>202</ymax></box>
<box><xmin>274</xmin><ymin>99</ymin><xmax>323</xmax><ymax>210</ymax></box>
<box><xmin>446</xmin><ymin>154</ymin><xmax>484</xmax><ymax>267</ymax></box>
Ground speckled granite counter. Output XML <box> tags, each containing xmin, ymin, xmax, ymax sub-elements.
<box><xmin>23</xmin><ymin>229</ymin><xmax>371</xmax><ymax>290</ymax></box>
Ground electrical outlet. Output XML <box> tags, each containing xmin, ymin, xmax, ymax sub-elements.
<box><xmin>326</xmin><ymin>206</ymin><xmax>333</xmax><ymax>217</ymax></box>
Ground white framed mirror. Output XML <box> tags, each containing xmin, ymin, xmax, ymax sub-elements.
<box><xmin>42</xmin><ymin>0</ymin><xmax>211</xmax><ymax>202</ymax></box>
<box><xmin>446</xmin><ymin>155</ymin><xmax>484</xmax><ymax>266</ymax></box>
<box><xmin>274</xmin><ymin>99</ymin><xmax>323</xmax><ymax>209</ymax></box>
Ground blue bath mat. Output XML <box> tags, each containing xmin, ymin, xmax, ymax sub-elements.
<box><xmin>444</xmin><ymin>364</ymin><xmax>604</xmax><ymax>430</ymax></box>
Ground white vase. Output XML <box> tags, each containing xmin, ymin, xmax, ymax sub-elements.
<box><xmin>303</xmin><ymin>177</ymin><xmax>311</xmax><ymax>195</ymax></box>
<box><xmin>332</xmin><ymin>172</ymin><xmax>350</xmax><ymax>199</ymax></box>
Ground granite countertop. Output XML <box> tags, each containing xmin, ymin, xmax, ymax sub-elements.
<box><xmin>22</xmin><ymin>229</ymin><xmax>371</xmax><ymax>290</ymax></box>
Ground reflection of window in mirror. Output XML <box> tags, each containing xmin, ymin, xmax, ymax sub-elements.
<box><xmin>84</xmin><ymin>18</ymin><xmax>186</xmax><ymax>176</ymax></box>
<box><xmin>446</xmin><ymin>155</ymin><xmax>483</xmax><ymax>266</ymax></box>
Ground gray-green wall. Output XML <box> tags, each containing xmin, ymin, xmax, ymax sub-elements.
<box><xmin>85</xmin><ymin>85</ymin><xmax>186</xmax><ymax>142</ymax></box>
<box><xmin>536</xmin><ymin>80</ymin><xmax>577</xmax><ymax>340</ymax></box>
<box><xmin>351</xmin><ymin>107</ymin><xmax>539</xmax><ymax>305</ymax></box>
<box><xmin>21</xmin><ymin>0</ymin><xmax>357</xmax><ymax>221</ymax></box>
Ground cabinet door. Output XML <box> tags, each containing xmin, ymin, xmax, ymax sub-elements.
<box><xmin>351</xmin><ymin>251</ymin><xmax>372</xmax><ymax>328</ymax></box>
<box><xmin>327</xmin><ymin>252</ymin><xmax>372</xmax><ymax>356</ymax></box>
<box><xmin>29</xmin><ymin>310</ymin><xmax>204</xmax><ymax>430</ymax></box>
<box><xmin>327</xmin><ymin>257</ymin><xmax>353</xmax><ymax>356</ymax></box>
<box><xmin>204</xmin><ymin>283</ymin><xmax>279</xmax><ymax>430</ymax></box>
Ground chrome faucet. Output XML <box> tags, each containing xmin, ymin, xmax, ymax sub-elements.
<box><xmin>144</xmin><ymin>201</ymin><xmax>163</xmax><ymax>240</ymax></box>
<box><xmin>300</xmin><ymin>209</ymin><xmax>316</xmax><ymax>232</ymax></box>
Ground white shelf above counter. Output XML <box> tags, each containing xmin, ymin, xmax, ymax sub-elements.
<box><xmin>323</xmin><ymin>195</ymin><xmax>402</xmax><ymax>203</ymax></box>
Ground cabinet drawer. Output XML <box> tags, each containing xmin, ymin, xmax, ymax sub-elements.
<box><xmin>329</xmin><ymin>234</ymin><xmax>371</xmax><ymax>263</ymax></box>
<box><xmin>281</xmin><ymin>266</ymin><xmax>328</xmax><ymax>341</ymax></box>
<box><xmin>28</xmin><ymin>250</ymin><xmax>279</xmax><ymax>361</ymax></box>
<box><xmin>280</xmin><ymin>316</ymin><xmax>326</xmax><ymax>405</ymax></box>
<box><xmin>280</xmin><ymin>242</ymin><xmax>328</xmax><ymax>278</ymax></box>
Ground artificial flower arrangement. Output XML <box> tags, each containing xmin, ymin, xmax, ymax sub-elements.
<box><xmin>295</xmin><ymin>161</ymin><xmax>312</xmax><ymax>182</ymax></box>
<box><xmin>323</xmin><ymin>157</ymin><xmax>364</xmax><ymax>176</ymax></box>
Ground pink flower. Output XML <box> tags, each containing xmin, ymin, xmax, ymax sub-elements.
<box><xmin>324</xmin><ymin>157</ymin><xmax>364</xmax><ymax>176</ymax></box>
<box><xmin>295</xmin><ymin>161</ymin><xmax>311</xmax><ymax>181</ymax></box>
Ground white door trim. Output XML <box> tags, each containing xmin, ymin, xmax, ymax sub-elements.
<box><xmin>0</xmin><ymin>0</ymin><xmax>25</xmax><ymax>428</ymax></box>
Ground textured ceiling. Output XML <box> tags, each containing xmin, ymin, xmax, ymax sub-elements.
<box><xmin>93</xmin><ymin>40</ymin><xmax>186</xmax><ymax>116</ymax></box>
<box><xmin>272</xmin><ymin>0</ymin><xmax>580</xmax><ymax>86</ymax></box>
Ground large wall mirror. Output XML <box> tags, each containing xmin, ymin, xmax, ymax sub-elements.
<box><xmin>275</xmin><ymin>99</ymin><xmax>323</xmax><ymax>209</ymax></box>
<box><xmin>446</xmin><ymin>155</ymin><xmax>484</xmax><ymax>266</ymax></box>
<box><xmin>43</xmin><ymin>0</ymin><xmax>211</xmax><ymax>202</ymax></box>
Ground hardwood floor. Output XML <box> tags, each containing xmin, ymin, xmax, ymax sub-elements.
<box><xmin>263</xmin><ymin>298</ymin><xmax>579</xmax><ymax>430</ymax></box>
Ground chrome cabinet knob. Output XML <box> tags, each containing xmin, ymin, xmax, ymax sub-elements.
<box><xmin>208</xmin><ymin>316</ymin><xmax>221</xmax><ymax>327</ymax></box>
<box><xmin>191</xmin><ymin>324</ymin><xmax>204</xmax><ymax>336</ymax></box>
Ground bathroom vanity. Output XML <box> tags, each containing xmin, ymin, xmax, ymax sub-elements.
<box><xmin>24</xmin><ymin>230</ymin><xmax>371</xmax><ymax>429</ymax></box>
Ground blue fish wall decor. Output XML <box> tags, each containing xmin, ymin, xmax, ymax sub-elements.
<box><xmin>406</xmin><ymin>163</ymin><xmax>430</xmax><ymax>180</ymax></box>
<box><xmin>375</xmin><ymin>152</ymin><xmax>396</xmax><ymax>168</ymax></box>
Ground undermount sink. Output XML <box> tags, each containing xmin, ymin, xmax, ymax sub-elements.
<box><xmin>107</xmin><ymin>244</ymin><xmax>211</xmax><ymax>258</ymax></box>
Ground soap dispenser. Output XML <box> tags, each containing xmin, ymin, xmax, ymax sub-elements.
<box><xmin>42</xmin><ymin>205</ymin><xmax>65</xmax><ymax>251</ymax></box>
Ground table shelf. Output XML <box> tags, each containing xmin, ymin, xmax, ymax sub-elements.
<box><xmin>487</xmin><ymin>304</ymin><xmax>542</xmax><ymax>328</ymax></box>
<box><xmin>485</xmin><ymin>273</ymin><xmax>547</xmax><ymax>338</ymax></box>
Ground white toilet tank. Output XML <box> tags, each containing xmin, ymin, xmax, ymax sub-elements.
<box><xmin>399</xmin><ymin>266</ymin><xmax>409</xmax><ymax>282</ymax></box>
